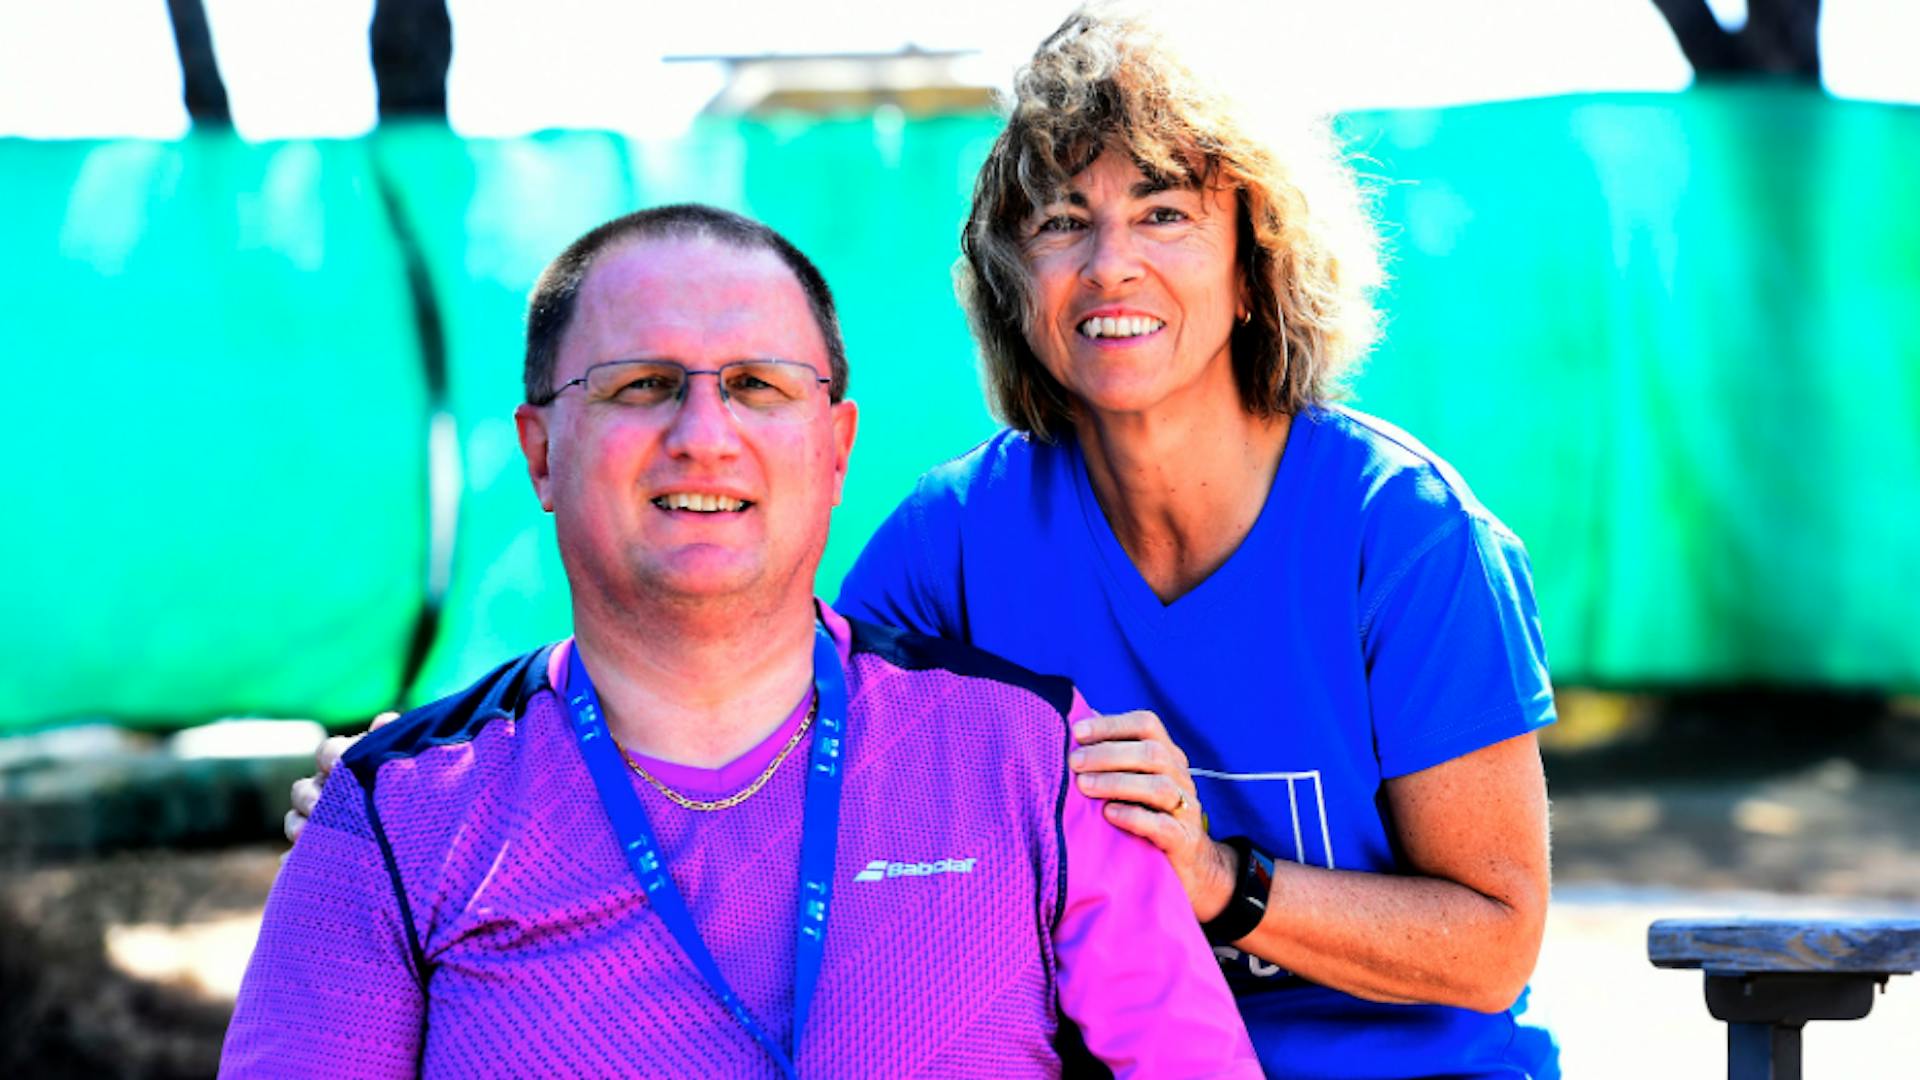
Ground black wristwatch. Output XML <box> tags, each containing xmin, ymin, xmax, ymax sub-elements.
<box><xmin>1202</xmin><ymin>836</ymin><xmax>1275</xmax><ymax>946</ymax></box>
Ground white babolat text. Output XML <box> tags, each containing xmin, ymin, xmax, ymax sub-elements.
<box><xmin>852</xmin><ymin>857</ymin><xmax>978</xmax><ymax>883</ymax></box>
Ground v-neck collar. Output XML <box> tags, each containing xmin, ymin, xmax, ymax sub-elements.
<box><xmin>1065</xmin><ymin>409</ymin><xmax>1317</xmax><ymax>626</ymax></box>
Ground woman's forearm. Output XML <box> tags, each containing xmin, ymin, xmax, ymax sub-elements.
<box><xmin>1222</xmin><ymin>855</ymin><xmax>1546</xmax><ymax>1012</ymax></box>
<box><xmin>1206</xmin><ymin>733</ymin><xmax>1551</xmax><ymax>1013</ymax></box>
<box><xmin>1073</xmin><ymin>718</ymin><xmax>1552</xmax><ymax>1014</ymax></box>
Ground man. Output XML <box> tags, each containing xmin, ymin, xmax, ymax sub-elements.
<box><xmin>225</xmin><ymin>205</ymin><xmax>1258</xmax><ymax>1078</ymax></box>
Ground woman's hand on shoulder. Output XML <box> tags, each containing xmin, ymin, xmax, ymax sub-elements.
<box><xmin>1069</xmin><ymin>709</ymin><xmax>1237</xmax><ymax>919</ymax></box>
<box><xmin>284</xmin><ymin>711</ymin><xmax>398</xmax><ymax>842</ymax></box>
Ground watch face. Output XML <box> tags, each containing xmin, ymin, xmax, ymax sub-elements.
<box><xmin>1246</xmin><ymin>846</ymin><xmax>1275</xmax><ymax>899</ymax></box>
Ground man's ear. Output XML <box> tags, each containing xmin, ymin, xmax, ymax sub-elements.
<box><xmin>514</xmin><ymin>403</ymin><xmax>556</xmax><ymax>512</ymax></box>
<box><xmin>829</xmin><ymin>398</ymin><xmax>858</xmax><ymax>507</ymax></box>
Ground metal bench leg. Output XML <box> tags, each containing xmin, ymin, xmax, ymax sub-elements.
<box><xmin>1727</xmin><ymin>1021</ymin><xmax>1801</xmax><ymax>1080</ymax></box>
<box><xmin>1705</xmin><ymin>973</ymin><xmax>1879</xmax><ymax>1080</ymax></box>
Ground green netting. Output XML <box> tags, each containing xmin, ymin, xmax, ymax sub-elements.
<box><xmin>1343</xmin><ymin>86</ymin><xmax>1920</xmax><ymax>686</ymax></box>
<box><xmin>1</xmin><ymin>140</ymin><xmax>428</xmax><ymax>729</ymax></box>
<box><xmin>2</xmin><ymin>84</ymin><xmax>1916</xmax><ymax>731</ymax></box>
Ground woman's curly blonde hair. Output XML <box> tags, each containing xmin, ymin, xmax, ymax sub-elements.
<box><xmin>959</xmin><ymin>3</ymin><xmax>1383</xmax><ymax>440</ymax></box>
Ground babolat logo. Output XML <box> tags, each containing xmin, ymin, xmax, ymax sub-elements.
<box><xmin>852</xmin><ymin>857</ymin><xmax>978</xmax><ymax>883</ymax></box>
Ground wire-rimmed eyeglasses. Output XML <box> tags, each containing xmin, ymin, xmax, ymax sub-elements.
<box><xmin>537</xmin><ymin>359</ymin><xmax>832</xmax><ymax>423</ymax></box>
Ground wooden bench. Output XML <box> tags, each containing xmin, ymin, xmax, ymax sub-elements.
<box><xmin>1648</xmin><ymin>918</ymin><xmax>1920</xmax><ymax>1080</ymax></box>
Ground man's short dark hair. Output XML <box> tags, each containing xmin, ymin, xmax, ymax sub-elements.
<box><xmin>524</xmin><ymin>204</ymin><xmax>849</xmax><ymax>405</ymax></box>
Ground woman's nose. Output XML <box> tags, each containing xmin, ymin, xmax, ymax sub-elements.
<box><xmin>1081</xmin><ymin>223</ymin><xmax>1144</xmax><ymax>289</ymax></box>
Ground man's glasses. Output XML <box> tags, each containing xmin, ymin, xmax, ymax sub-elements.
<box><xmin>542</xmin><ymin>359</ymin><xmax>831</xmax><ymax>423</ymax></box>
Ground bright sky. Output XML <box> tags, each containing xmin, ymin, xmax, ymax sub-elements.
<box><xmin>0</xmin><ymin>0</ymin><xmax>1912</xmax><ymax>140</ymax></box>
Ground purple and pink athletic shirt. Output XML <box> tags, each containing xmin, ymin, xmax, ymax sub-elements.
<box><xmin>222</xmin><ymin>604</ymin><xmax>1259</xmax><ymax>1078</ymax></box>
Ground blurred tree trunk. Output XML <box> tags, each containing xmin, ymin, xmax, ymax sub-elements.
<box><xmin>165</xmin><ymin>0</ymin><xmax>229</xmax><ymax>124</ymax></box>
<box><xmin>371</xmin><ymin>0</ymin><xmax>453</xmax><ymax>119</ymax></box>
<box><xmin>1652</xmin><ymin>0</ymin><xmax>1822</xmax><ymax>79</ymax></box>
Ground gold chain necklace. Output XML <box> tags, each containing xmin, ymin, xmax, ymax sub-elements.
<box><xmin>620</xmin><ymin>697</ymin><xmax>816</xmax><ymax>812</ymax></box>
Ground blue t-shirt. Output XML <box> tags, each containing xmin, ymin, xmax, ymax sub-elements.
<box><xmin>837</xmin><ymin>405</ymin><xmax>1558</xmax><ymax>1080</ymax></box>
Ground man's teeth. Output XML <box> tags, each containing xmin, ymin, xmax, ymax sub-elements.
<box><xmin>654</xmin><ymin>493</ymin><xmax>750</xmax><ymax>512</ymax></box>
<box><xmin>1078</xmin><ymin>315</ymin><xmax>1164</xmax><ymax>339</ymax></box>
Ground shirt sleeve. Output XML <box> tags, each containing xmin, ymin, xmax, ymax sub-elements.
<box><xmin>220</xmin><ymin>767</ymin><xmax>425</xmax><ymax>1077</ymax></box>
<box><xmin>1362</xmin><ymin>513</ymin><xmax>1556</xmax><ymax>778</ymax></box>
<box><xmin>1052</xmin><ymin>692</ymin><xmax>1263</xmax><ymax>1079</ymax></box>
<box><xmin>834</xmin><ymin>477</ymin><xmax>960</xmax><ymax>638</ymax></box>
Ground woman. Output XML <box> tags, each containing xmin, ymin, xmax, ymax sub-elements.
<box><xmin>833</xmin><ymin>8</ymin><xmax>1555</xmax><ymax>1079</ymax></box>
<box><xmin>295</xmin><ymin>8</ymin><xmax>1554</xmax><ymax>1077</ymax></box>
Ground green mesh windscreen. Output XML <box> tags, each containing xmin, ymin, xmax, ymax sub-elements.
<box><xmin>1345</xmin><ymin>87</ymin><xmax>1920</xmax><ymax>687</ymax></box>
<box><xmin>3</xmin><ymin>140</ymin><xmax>428</xmax><ymax>728</ymax></box>
<box><xmin>2</xmin><ymin>84</ymin><xmax>1915</xmax><ymax>731</ymax></box>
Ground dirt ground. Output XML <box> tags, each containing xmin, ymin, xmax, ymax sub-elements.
<box><xmin>0</xmin><ymin>848</ymin><xmax>277</xmax><ymax>1078</ymax></box>
<box><xmin>4</xmin><ymin>699</ymin><xmax>1918</xmax><ymax>1077</ymax></box>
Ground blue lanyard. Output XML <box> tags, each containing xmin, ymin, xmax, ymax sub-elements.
<box><xmin>563</xmin><ymin>625</ymin><xmax>849</xmax><ymax>1079</ymax></box>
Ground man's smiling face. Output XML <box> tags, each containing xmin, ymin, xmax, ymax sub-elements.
<box><xmin>516</xmin><ymin>234</ymin><xmax>857</xmax><ymax>612</ymax></box>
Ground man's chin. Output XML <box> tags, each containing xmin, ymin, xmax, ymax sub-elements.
<box><xmin>629</xmin><ymin>551</ymin><xmax>769</xmax><ymax>604</ymax></box>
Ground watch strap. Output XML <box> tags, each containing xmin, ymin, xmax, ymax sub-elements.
<box><xmin>1202</xmin><ymin>835</ymin><xmax>1274</xmax><ymax>946</ymax></box>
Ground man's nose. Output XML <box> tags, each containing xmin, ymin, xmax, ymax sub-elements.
<box><xmin>661</xmin><ymin>374</ymin><xmax>744</xmax><ymax>457</ymax></box>
<box><xmin>1081</xmin><ymin>222</ymin><xmax>1144</xmax><ymax>290</ymax></box>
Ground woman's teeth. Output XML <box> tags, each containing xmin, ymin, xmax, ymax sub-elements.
<box><xmin>1078</xmin><ymin>315</ymin><xmax>1164</xmax><ymax>339</ymax></box>
<box><xmin>653</xmin><ymin>493</ymin><xmax>750</xmax><ymax>512</ymax></box>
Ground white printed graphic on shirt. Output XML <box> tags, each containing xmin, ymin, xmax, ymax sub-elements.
<box><xmin>1187</xmin><ymin>768</ymin><xmax>1336</xmax><ymax>870</ymax></box>
<box><xmin>1189</xmin><ymin>768</ymin><xmax>1333</xmax><ymax>986</ymax></box>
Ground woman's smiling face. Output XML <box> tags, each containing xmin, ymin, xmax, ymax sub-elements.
<box><xmin>1021</xmin><ymin>149</ymin><xmax>1245</xmax><ymax>423</ymax></box>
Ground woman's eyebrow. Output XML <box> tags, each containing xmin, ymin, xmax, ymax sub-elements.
<box><xmin>1055</xmin><ymin>176</ymin><xmax>1191</xmax><ymax>208</ymax></box>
